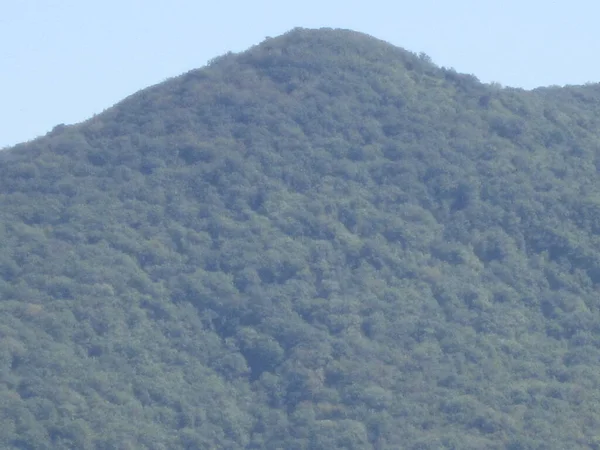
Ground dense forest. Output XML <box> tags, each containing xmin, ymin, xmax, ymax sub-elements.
<box><xmin>3</xmin><ymin>27</ymin><xmax>600</xmax><ymax>448</ymax></box>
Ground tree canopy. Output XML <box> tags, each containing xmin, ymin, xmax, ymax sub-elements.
<box><xmin>2</xmin><ymin>27</ymin><xmax>600</xmax><ymax>449</ymax></box>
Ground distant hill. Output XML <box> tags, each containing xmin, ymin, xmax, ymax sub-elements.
<box><xmin>3</xmin><ymin>27</ymin><xmax>600</xmax><ymax>449</ymax></box>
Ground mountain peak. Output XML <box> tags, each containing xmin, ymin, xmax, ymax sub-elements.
<box><xmin>1</xmin><ymin>28</ymin><xmax>600</xmax><ymax>449</ymax></box>
<box><xmin>237</xmin><ymin>26</ymin><xmax>437</xmax><ymax>75</ymax></box>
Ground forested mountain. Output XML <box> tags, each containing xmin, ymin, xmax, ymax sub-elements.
<box><xmin>3</xmin><ymin>27</ymin><xmax>600</xmax><ymax>449</ymax></box>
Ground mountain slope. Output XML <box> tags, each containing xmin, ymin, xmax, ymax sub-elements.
<box><xmin>2</xmin><ymin>27</ymin><xmax>600</xmax><ymax>449</ymax></box>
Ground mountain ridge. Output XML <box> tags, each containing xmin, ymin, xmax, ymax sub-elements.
<box><xmin>2</xmin><ymin>27</ymin><xmax>600</xmax><ymax>449</ymax></box>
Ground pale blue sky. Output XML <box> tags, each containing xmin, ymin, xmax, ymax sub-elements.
<box><xmin>2</xmin><ymin>0</ymin><xmax>598</xmax><ymax>148</ymax></box>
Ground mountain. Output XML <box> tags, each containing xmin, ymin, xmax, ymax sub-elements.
<box><xmin>3</xmin><ymin>27</ymin><xmax>600</xmax><ymax>449</ymax></box>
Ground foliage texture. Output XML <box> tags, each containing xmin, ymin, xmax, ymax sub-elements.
<box><xmin>2</xmin><ymin>28</ymin><xmax>600</xmax><ymax>449</ymax></box>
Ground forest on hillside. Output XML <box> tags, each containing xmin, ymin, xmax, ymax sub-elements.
<box><xmin>2</xmin><ymin>28</ymin><xmax>600</xmax><ymax>449</ymax></box>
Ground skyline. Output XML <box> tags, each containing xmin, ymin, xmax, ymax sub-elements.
<box><xmin>2</xmin><ymin>0</ymin><xmax>599</xmax><ymax>148</ymax></box>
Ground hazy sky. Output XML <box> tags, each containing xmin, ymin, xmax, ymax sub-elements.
<box><xmin>2</xmin><ymin>0</ymin><xmax>599</xmax><ymax>148</ymax></box>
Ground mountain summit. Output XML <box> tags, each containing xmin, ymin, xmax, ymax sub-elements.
<box><xmin>2</xmin><ymin>27</ymin><xmax>600</xmax><ymax>449</ymax></box>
